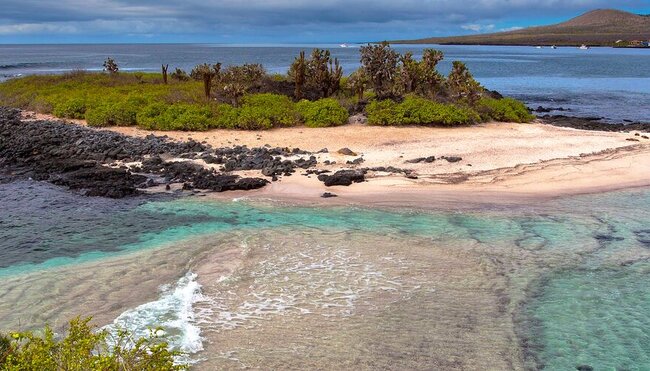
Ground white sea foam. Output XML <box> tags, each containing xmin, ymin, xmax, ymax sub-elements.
<box><xmin>104</xmin><ymin>272</ymin><xmax>206</xmax><ymax>363</ymax></box>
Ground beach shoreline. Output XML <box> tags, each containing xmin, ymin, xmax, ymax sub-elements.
<box><xmin>19</xmin><ymin>110</ymin><xmax>650</xmax><ymax>207</ymax></box>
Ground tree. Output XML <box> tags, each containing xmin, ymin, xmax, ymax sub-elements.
<box><xmin>103</xmin><ymin>58</ymin><xmax>119</xmax><ymax>74</ymax></box>
<box><xmin>162</xmin><ymin>64</ymin><xmax>169</xmax><ymax>84</ymax></box>
<box><xmin>191</xmin><ymin>63</ymin><xmax>221</xmax><ymax>98</ymax></box>
<box><xmin>418</xmin><ymin>49</ymin><xmax>445</xmax><ymax>99</ymax></box>
<box><xmin>359</xmin><ymin>42</ymin><xmax>399</xmax><ymax>100</ymax></box>
<box><xmin>288</xmin><ymin>51</ymin><xmax>307</xmax><ymax>99</ymax></box>
<box><xmin>447</xmin><ymin>61</ymin><xmax>483</xmax><ymax>104</ymax></box>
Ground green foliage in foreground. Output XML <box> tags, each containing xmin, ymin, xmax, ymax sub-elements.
<box><xmin>366</xmin><ymin>96</ymin><xmax>481</xmax><ymax>126</ymax></box>
<box><xmin>296</xmin><ymin>98</ymin><xmax>349</xmax><ymax>127</ymax></box>
<box><xmin>0</xmin><ymin>317</ymin><xmax>186</xmax><ymax>371</ymax></box>
<box><xmin>476</xmin><ymin>97</ymin><xmax>535</xmax><ymax>123</ymax></box>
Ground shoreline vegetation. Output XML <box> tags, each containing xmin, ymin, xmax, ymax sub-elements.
<box><xmin>0</xmin><ymin>43</ymin><xmax>533</xmax><ymax>131</ymax></box>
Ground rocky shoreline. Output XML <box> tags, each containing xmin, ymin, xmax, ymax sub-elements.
<box><xmin>2</xmin><ymin>106</ymin><xmax>648</xmax><ymax>199</ymax></box>
<box><xmin>0</xmin><ymin>107</ymin><xmax>325</xmax><ymax>198</ymax></box>
<box><xmin>540</xmin><ymin>115</ymin><xmax>650</xmax><ymax>132</ymax></box>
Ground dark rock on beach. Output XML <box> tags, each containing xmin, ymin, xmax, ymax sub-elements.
<box><xmin>337</xmin><ymin>147</ymin><xmax>357</xmax><ymax>156</ymax></box>
<box><xmin>321</xmin><ymin>192</ymin><xmax>338</xmax><ymax>198</ymax></box>
<box><xmin>541</xmin><ymin>115</ymin><xmax>650</xmax><ymax>132</ymax></box>
<box><xmin>0</xmin><ymin>107</ymin><xmax>295</xmax><ymax>197</ymax></box>
<box><xmin>441</xmin><ymin>156</ymin><xmax>463</xmax><ymax>163</ymax></box>
<box><xmin>318</xmin><ymin>169</ymin><xmax>367</xmax><ymax>186</ymax></box>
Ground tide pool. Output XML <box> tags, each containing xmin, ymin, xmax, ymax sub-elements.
<box><xmin>1</xmin><ymin>180</ymin><xmax>649</xmax><ymax>369</ymax></box>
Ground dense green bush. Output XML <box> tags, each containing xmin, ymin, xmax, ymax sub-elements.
<box><xmin>477</xmin><ymin>98</ymin><xmax>534</xmax><ymax>123</ymax></box>
<box><xmin>296</xmin><ymin>98</ymin><xmax>349</xmax><ymax>127</ymax></box>
<box><xmin>136</xmin><ymin>103</ymin><xmax>212</xmax><ymax>131</ymax></box>
<box><xmin>85</xmin><ymin>100</ymin><xmax>139</xmax><ymax>127</ymax></box>
<box><xmin>234</xmin><ymin>94</ymin><xmax>298</xmax><ymax>130</ymax></box>
<box><xmin>0</xmin><ymin>317</ymin><xmax>186</xmax><ymax>370</ymax></box>
<box><xmin>366</xmin><ymin>96</ymin><xmax>480</xmax><ymax>126</ymax></box>
<box><xmin>52</xmin><ymin>97</ymin><xmax>87</xmax><ymax>119</ymax></box>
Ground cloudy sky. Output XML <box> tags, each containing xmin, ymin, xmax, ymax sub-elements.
<box><xmin>1</xmin><ymin>0</ymin><xmax>649</xmax><ymax>43</ymax></box>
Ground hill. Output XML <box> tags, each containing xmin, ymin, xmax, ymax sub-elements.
<box><xmin>393</xmin><ymin>9</ymin><xmax>650</xmax><ymax>46</ymax></box>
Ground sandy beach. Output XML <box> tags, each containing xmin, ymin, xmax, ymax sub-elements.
<box><xmin>28</xmin><ymin>111</ymin><xmax>650</xmax><ymax>205</ymax></box>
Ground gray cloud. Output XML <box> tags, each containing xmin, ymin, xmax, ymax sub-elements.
<box><xmin>1</xmin><ymin>0</ymin><xmax>649</xmax><ymax>40</ymax></box>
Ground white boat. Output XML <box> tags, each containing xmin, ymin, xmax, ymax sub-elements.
<box><xmin>535</xmin><ymin>46</ymin><xmax>543</xmax><ymax>49</ymax></box>
<box><xmin>578</xmin><ymin>44</ymin><xmax>589</xmax><ymax>50</ymax></box>
<box><xmin>551</xmin><ymin>45</ymin><xmax>558</xmax><ymax>49</ymax></box>
<box><xmin>340</xmin><ymin>43</ymin><xmax>350</xmax><ymax>48</ymax></box>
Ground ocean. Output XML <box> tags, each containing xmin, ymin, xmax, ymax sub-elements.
<box><xmin>1</xmin><ymin>43</ymin><xmax>650</xmax><ymax>122</ymax></box>
<box><xmin>0</xmin><ymin>179</ymin><xmax>649</xmax><ymax>369</ymax></box>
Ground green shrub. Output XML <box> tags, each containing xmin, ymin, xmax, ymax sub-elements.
<box><xmin>1</xmin><ymin>317</ymin><xmax>186</xmax><ymax>370</ymax></box>
<box><xmin>86</xmin><ymin>100</ymin><xmax>139</xmax><ymax>127</ymax></box>
<box><xmin>85</xmin><ymin>105</ymin><xmax>114</xmax><ymax>127</ymax></box>
<box><xmin>52</xmin><ymin>97</ymin><xmax>87</xmax><ymax>119</ymax></box>
<box><xmin>137</xmin><ymin>102</ymin><xmax>168</xmax><ymax>130</ymax></box>
<box><xmin>136</xmin><ymin>103</ymin><xmax>212</xmax><ymax>131</ymax></box>
<box><xmin>365</xmin><ymin>99</ymin><xmax>398</xmax><ymax>125</ymax></box>
<box><xmin>477</xmin><ymin>98</ymin><xmax>534</xmax><ymax>123</ymax></box>
<box><xmin>1</xmin><ymin>333</ymin><xmax>11</xmax><ymax>366</ymax></box>
<box><xmin>211</xmin><ymin>104</ymin><xmax>239</xmax><ymax>129</ymax></box>
<box><xmin>235</xmin><ymin>94</ymin><xmax>298</xmax><ymax>129</ymax></box>
<box><xmin>296</xmin><ymin>98</ymin><xmax>349</xmax><ymax>127</ymax></box>
<box><xmin>366</xmin><ymin>96</ymin><xmax>480</xmax><ymax>126</ymax></box>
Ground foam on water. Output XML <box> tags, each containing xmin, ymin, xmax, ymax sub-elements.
<box><xmin>104</xmin><ymin>272</ymin><xmax>206</xmax><ymax>363</ymax></box>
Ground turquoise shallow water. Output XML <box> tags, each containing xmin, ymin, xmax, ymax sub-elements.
<box><xmin>1</xmin><ymin>180</ymin><xmax>649</xmax><ymax>368</ymax></box>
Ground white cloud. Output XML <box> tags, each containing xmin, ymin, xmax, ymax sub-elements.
<box><xmin>461</xmin><ymin>24</ymin><xmax>495</xmax><ymax>32</ymax></box>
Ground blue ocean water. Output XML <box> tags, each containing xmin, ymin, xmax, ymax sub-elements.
<box><xmin>0</xmin><ymin>179</ymin><xmax>649</xmax><ymax>368</ymax></box>
<box><xmin>0</xmin><ymin>43</ymin><xmax>649</xmax><ymax>122</ymax></box>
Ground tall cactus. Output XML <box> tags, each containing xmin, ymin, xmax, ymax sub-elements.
<box><xmin>161</xmin><ymin>64</ymin><xmax>169</xmax><ymax>84</ymax></box>
<box><xmin>191</xmin><ymin>63</ymin><xmax>220</xmax><ymax>98</ymax></box>
<box><xmin>328</xmin><ymin>58</ymin><xmax>343</xmax><ymax>97</ymax></box>
<box><xmin>289</xmin><ymin>51</ymin><xmax>307</xmax><ymax>99</ymax></box>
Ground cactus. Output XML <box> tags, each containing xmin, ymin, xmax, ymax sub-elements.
<box><xmin>191</xmin><ymin>63</ymin><xmax>221</xmax><ymax>98</ymax></box>
<box><xmin>289</xmin><ymin>51</ymin><xmax>307</xmax><ymax>99</ymax></box>
<box><xmin>102</xmin><ymin>58</ymin><xmax>119</xmax><ymax>74</ymax></box>
<box><xmin>447</xmin><ymin>61</ymin><xmax>483</xmax><ymax>104</ymax></box>
<box><xmin>418</xmin><ymin>49</ymin><xmax>445</xmax><ymax>99</ymax></box>
<box><xmin>161</xmin><ymin>64</ymin><xmax>169</xmax><ymax>84</ymax></box>
<box><xmin>359</xmin><ymin>42</ymin><xmax>399</xmax><ymax>100</ymax></box>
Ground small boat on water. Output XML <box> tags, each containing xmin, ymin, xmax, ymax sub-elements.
<box><xmin>551</xmin><ymin>45</ymin><xmax>557</xmax><ymax>49</ymax></box>
<box><xmin>579</xmin><ymin>44</ymin><xmax>590</xmax><ymax>50</ymax></box>
<box><xmin>340</xmin><ymin>43</ymin><xmax>350</xmax><ymax>48</ymax></box>
<box><xmin>535</xmin><ymin>46</ymin><xmax>543</xmax><ymax>49</ymax></box>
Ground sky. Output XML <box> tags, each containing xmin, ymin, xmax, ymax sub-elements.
<box><xmin>1</xmin><ymin>0</ymin><xmax>649</xmax><ymax>44</ymax></box>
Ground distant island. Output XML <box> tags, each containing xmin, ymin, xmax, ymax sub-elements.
<box><xmin>393</xmin><ymin>9</ymin><xmax>650</xmax><ymax>47</ymax></box>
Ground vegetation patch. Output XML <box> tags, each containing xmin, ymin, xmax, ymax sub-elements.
<box><xmin>367</xmin><ymin>96</ymin><xmax>481</xmax><ymax>126</ymax></box>
<box><xmin>0</xmin><ymin>317</ymin><xmax>186</xmax><ymax>370</ymax></box>
<box><xmin>296</xmin><ymin>98</ymin><xmax>349</xmax><ymax>127</ymax></box>
<box><xmin>0</xmin><ymin>47</ymin><xmax>534</xmax><ymax>130</ymax></box>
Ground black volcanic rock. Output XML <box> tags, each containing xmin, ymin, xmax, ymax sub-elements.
<box><xmin>318</xmin><ymin>169</ymin><xmax>367</xmax><ymax>186</ymax></box>
<box><xmin>541</xmin><ymin>115</ymin><xmax>650</xmax><ymax>132</ymax></box>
